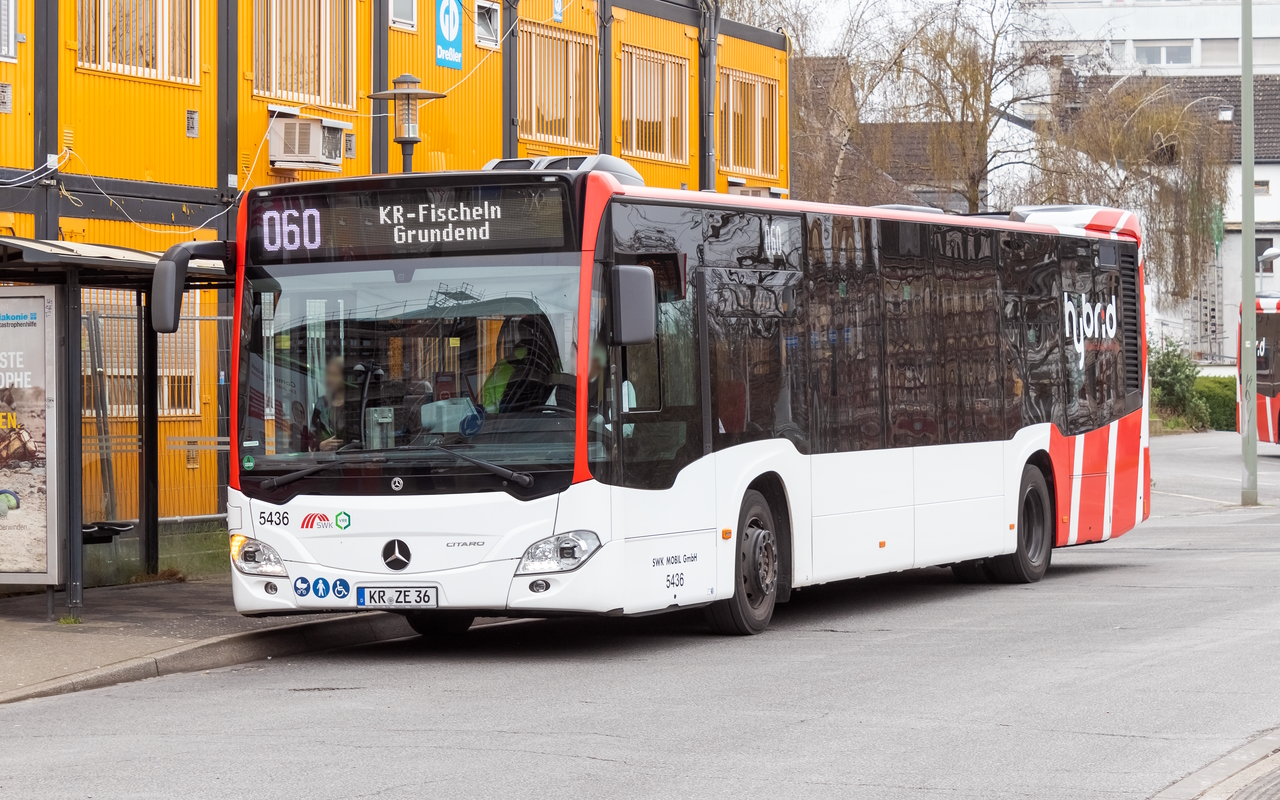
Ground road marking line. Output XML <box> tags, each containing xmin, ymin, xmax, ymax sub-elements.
<box><xmin>1150</xmin><ymin>490</ymin><xmax>1236</xmax><ymax>506</ymax></box>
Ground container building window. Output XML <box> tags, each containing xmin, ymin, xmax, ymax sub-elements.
<box><xmin>390</xmin><ymin>0</ymin><xmax>415</xmax><ymax>30</ymax></box>
<box><xmin>718</xmin><ymin>68</ymin><xmax>778</xmax><ymax>179</ymax></box>
<box><xmin>253</xmin><ymin>0</ymin><xmax>356</xmax><ymax>109</ymax></box>
<box><xmin>517</xmin><ymin>20</ymin><xmax>598</xmax><ymax>150</ymax></box>
<box><xmin>475</xmin><ymin>0</ymin><xmax>500</xmax><ymax>49</ymax></box>
<box><xmin>620</xmin><ymin>44</ymin><xmax>688</xmax><ymax>165</ymax></box>
<box><xmin>77</xmin><ymin>0</ymin><xmax>198</xmax><ymax>83</ymax></box>
<box><xmin>0</xmin><ymin>0</ymin><xmax>15</xmax><ymax>61</ymax></box>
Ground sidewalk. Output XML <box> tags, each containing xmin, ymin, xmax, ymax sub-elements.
<box><xmin>0</xmin><ymin>576</ymin><xmax>413</xmax><ymax>702</ymax></box>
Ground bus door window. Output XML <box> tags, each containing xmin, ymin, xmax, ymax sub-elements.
<box><xmin>609</xmin><ymin>202</ymin><xmax>705</xmax><ymax>489</ymax></box>
<box><xmin>932</xmin><ymin>225</ymin><xmax>1001</xmax><ymax>444</ymax></box>
<box><xmin>878</xmin><ymin>220</ymin><xmax>938</xmax><ymax>447</ymax></box>
<box><xmin>704</xmin><ymin>210</ymin><xmax>807</xmax><ymax>454</ymax></box>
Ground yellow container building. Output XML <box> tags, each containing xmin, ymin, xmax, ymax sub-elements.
<box><xmin>0</xmin><ymin>0</ymin><xmax>788</xmax><ymax>520</ymax></box>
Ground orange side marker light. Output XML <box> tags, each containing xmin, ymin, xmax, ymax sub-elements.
<box><xmin>878</xmin><ymin>541</ymin><xmax>885</xmax><ymax>548</ymax></box>
<box><xmin>722</xmin><ymin>528</ymin><xmax>732</xmax><ymax>540</ymax></box>
<box><xmin>1009</xmin><ymin>523</ymin><xmax>1016</xmax><ymax>530</ymax></box>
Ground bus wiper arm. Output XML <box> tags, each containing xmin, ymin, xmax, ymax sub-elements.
<box><xmin>404</xmin><ymin>444</ymin><xmax>534</xmax><ymax>488</ymax></box>
<box><xmin>259</xmin><ymin>453</ymin><xmax>388</xmax><ymax>491</ymax></box>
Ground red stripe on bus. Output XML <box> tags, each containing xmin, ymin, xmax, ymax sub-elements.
<box><xmin>1072</xmin><ymin>428</ymin><xmax>1112</xmax><ymax>544</ymax></box>
<box><xmin>1049</xmin><ymin>427</ymin><xmax>1075</xmax><ymax>547</ymax></box>
<box><xmin>573</xmin><ymin>173</ymin><xmax>619</xmax><ymax>484</ymax></box>
<box><xmin>1111</xmin><ymin>410</ymin><xmax>1143</xmax><ymax>537</ymax></box>
<box><xmin>230</xmin><ymin>198</ymin><xmax>248</xmax><ymax>492</ymax></box>
<box><xmin>1082</xmin><ymin>426</ymin><xmax>1110</xmax><ymax>476</ymax></box>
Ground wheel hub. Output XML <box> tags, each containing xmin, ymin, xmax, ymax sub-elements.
<box><xmin>745</xmin><ymin>525</ymin><xmax>777</xmax><ymax>599</ymax></box>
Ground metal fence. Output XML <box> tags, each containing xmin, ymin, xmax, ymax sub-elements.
<box><xmin>80</xmin><ymin>288</ymin><xmax>232</xmax><ymax>586</ymax></box>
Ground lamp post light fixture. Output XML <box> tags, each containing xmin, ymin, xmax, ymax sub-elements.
<box><xmin>370</xmin><ymin>74</ymin><xmax>445</xmax><ymax>174</ymax></box>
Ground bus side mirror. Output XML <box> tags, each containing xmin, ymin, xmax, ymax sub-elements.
<box><xmin>610</xmin><ymin>264</ymin><xmax>656</xmax><ymax>346</ymax></box>
<box><xmin>152</xmin><ymin>241</ymin><xmax>228</xmax><ymax>333</ymax></box>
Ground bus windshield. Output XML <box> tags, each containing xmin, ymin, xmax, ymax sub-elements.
<box><xmin>237</xmin><ymin>257</ymin><xmax>585</xmax><ymax>495</ymax></box>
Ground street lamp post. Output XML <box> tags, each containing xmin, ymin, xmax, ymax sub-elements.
<box><xmin>370</xmin><ymin>74</ymin><xmax>445</xmax><ymax>174</ymax></box>
<box><xmin>1243</xmin><ymin>0</ymin><xmax>1259</xmax><ymax>505</ymax></box>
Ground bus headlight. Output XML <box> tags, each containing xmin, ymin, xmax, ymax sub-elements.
<box><xmin>230</xmin><ymin>534</ymin><xmax>289</xmax><ymax>577</ymax></box>
<box><xmin>516</xmin><ymin>531</ymin><xmax>601</xmax><ymax>574</ymax></box>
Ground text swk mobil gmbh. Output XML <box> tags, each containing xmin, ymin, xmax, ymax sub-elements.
<box><xmin>379</xmin><ymin>201</ymin><xmax>504</xmax><ymax>244</ymax></box>
<box><xmin>1064</xmin><ymin>293</ymin><xmax>1118</xmax><ymax>368</ymax></box>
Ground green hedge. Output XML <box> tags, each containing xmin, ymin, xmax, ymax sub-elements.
<box><xmin>1195</xmin><ymin>376</ymin><xmax>1237</xmax><ymax>431</ymax></box>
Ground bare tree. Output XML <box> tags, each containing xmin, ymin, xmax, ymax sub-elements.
<box><xmin>1008</xmin><ymin>75</ymin><xmax>1232</xmax><ymax>301</ymax></box>
<box><xmin>871</xmin><ymin>0</ymin><xmax>1055</xmax><ymax>213</ymax></box>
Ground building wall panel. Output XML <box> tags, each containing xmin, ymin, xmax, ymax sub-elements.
<box><xmin>0</xmin><ymin>212</ymin><xmax>34</xmax><ymax>237</ymax></box>
<box><xmin>58</xmin><ymin>217</ymin><xmax>217</xmax><ymax>250</ymax></box>
<box><xmin>516</xmin><ymin>0</ymin><xmax>599</xmax><ymax>161</ymax></box>
<box><xmin>58</xmin><ymin>0</ymin><xmax>219</xmax><ymax>188</ymax></box>
<box><xmin>715</xmin><ymin>32</ymin><xmax>789</xmax><ymax>194</ymax></box>
<box><xmin>387</xmin><ymin>0</ymin><xmax>505</xmax><ymax>171</ymax></box>
<box><xmin>0</xmin><ymin>0</ymin><xmax>33</xmax><ymax>170</ymax></box>
<box><xmin>237</xmin><ymin>0</ymin><xmax>373</xmax><ymax>189</ymax></box>
<box><xmin>611</xmin><ymin>8</ymin><xmax>699</xmax><ymax>190</ymax></box>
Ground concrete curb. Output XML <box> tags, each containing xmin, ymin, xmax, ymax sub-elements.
<box><xmin>1152</xmin><ymin>729</ymin><xmax>1280</xmax><ymax>800</ymax></box>
<box><xmin>0</xmin><ymin>612</ymin><xmax>415</xmax><ymax>706</ymax></box>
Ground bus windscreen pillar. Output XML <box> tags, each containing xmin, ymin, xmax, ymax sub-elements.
<box><xmin>0</xmin><ymin>286</ymin><xmax>64</xmax><ymax>590</ymax></box>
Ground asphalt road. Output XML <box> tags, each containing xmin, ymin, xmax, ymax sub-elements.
<box><xmin>3</xmin><ymin>432</ymin><xmax>1280</xmax><ymax>800</ymax></box>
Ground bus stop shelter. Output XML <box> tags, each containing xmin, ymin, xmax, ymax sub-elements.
<box><xmin>0</xmin><ymin>237</ymin><xmax>231</xmax><ymax>618</ymax></box>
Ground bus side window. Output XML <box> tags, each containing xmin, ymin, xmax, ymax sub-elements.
<box><xmin>933</xmin><ymin>225</ymin><xmax>1002</xmax><ymax>444</ymax></box>
<box><xmin>807</xmin><ymin>214</ymin><xmax>884</xmax><ymax>454</ymax></box>
<box><xmin>1000</xmin><ymin>233</ymin><xmax>1064</xmax><ymax>433</ymax></box>
<box><xmin>1061</xmin><ymin>239</ymin><xmax>1100</xmax><ymax>436</ymax></box>
<box><xmin>878</xmin><ymin>220</ymin><xmax>938</xmax><ymax>448</ymax></box>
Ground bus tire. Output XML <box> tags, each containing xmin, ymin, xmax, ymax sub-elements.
<box><xmin>706</xmin><ymin>490</ymin><xmax>779</xmax><ymax>635</ymax></box>
<box><xmin>987</xmin><ymin>464</ymin><xmax>1053</xmax><ymax>584</ymax></box>
<box><xmin>404</xmin><ymin>611</ymin><xmax>475</xmax><ymax>639</ymax></box>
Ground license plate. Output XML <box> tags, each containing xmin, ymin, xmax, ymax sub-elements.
<box><xmin>356</xmin><ymin>586</ymin><xmax>438</xmax><ymax>608</ymax></box>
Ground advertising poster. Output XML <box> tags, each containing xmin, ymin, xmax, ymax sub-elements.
<box><xmin>0</xmin><ymin>290</ymin><xmax>56</xmax><ymax>581</ymax></box>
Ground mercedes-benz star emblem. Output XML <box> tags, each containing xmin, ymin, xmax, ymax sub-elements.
<box><xmin>391</xmin><ymin>477</ymin><xmax>404</xmax><ymax>492</ymax></box>
<box><xmin>382</xmin><ymin>539</ymin><xmax>411</xmax><ymax>571</ymax></box>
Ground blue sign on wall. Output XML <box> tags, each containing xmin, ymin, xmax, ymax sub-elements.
<box><xmin>436</xmin><ymin>0</ymin><xmax>463</xmax><ymax>70</ymax></box>
<box><xmin>553</xmin><ymin>0</ymin><xmax>564</xmax><ymax>22</ymax></box>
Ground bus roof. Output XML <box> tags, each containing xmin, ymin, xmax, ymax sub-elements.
<box><xmin>250</xmin><ymin>168</ymin><xmax>1144</xmax><ymax>247</ymax></box>
<box><xmin>607</xmin><ymin>177</ymin><xmax>1142</xmax><ymax>246</ymax></box>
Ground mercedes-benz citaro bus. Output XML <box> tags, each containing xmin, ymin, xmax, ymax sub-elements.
<box><xmin>211</xmin><ymin>155</ymin><xmax>1150</xmax><ymax>636</ymax></box>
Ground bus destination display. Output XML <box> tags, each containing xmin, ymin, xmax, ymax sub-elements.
<box><xmin>247</xmin><ymin>183</ymin><xmax>570</xmax><ymax>264</ymax></box>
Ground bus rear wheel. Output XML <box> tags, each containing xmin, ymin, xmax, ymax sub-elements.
<box><xmin>404</xmin><ymin>611</ymin><xmax>475</xmax><ymax>639</ymax></box>
<box><xmin>707</xmin><ymin>490</ymin><xmax>778</xmax><ymax>636</ymax></box>
<box><xmin>987</xmin><ymin>464</ymin><xmax>1053</xmax><ymax>584</ymax></box>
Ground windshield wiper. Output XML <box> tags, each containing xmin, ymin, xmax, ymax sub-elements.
<box><xmin>399</xmin><ymin>443</ymin><xmax>534</xmax><ymax>488</ymax></box>
<box><xmin>259</xmin><ymin>451</ymin><xmax>388</xmax><ymax>491</ymax></box>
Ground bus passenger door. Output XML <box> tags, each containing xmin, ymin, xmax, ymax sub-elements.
<box><xmin>607</xmin><ymin>203</ymin><xmax>718</xmax><ymax>613</ymax></box>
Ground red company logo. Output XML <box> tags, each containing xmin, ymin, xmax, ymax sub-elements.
<box><xmin>299</xmin><ymin>513</ymin><xmax>334</xmax><ymax>530</ymax></box>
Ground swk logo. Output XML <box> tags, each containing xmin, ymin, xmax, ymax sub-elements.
<box><xmin>299</xmin><ymin>513</ymin><xmax>333</xmax><ymax>530</ymax></box>
<box><xmin>1064</xmin><ymin>293</ymin><xmax>1117</xmax><ymax>369</ymax></box>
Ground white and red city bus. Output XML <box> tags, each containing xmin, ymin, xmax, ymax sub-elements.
<box><xmin>1239</xmin><ymin>293</ymin><xmax>1280</xmax><ymax>443</ymax></box>
<box><xmin>220</xmin><ymin>158</ymin><xmax>1150</xmax><ymax>635</ymax></box>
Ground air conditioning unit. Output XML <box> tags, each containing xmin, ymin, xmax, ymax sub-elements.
<box><xmin>268</xmin><ymin>109</ymin><xmax>348</xmax><ymax>172</ymax></box>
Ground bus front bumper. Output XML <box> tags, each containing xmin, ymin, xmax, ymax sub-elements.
<box><xmin>231</xmin><ymin>541</ymin><xmax>624</xmax><ymax>616</ymax></box>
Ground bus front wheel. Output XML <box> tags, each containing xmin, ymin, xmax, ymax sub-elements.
<box><xmin>404</xmin><ymin>611</ymin><xmax>475</xmax><ymax>639</ymax></box>
<box><xmin>706</xmin><ymin>490</ymin><xmax>778</xmax><ymax>635</ymax></box>
<box><xmin>987</xmin><ymin>464</ymin><xmax>1053</xmax><ymax>584</ymax></box>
